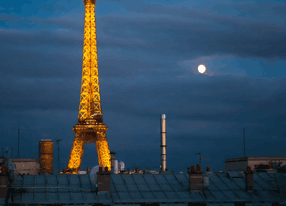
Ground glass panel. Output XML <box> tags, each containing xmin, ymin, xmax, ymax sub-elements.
<box><xmin>58</xmin><ymin>175</ymin><xmax>69</xmax><ymax>185</ymax></box>
<box><xmin>156</xmin><ymin>175</ymin><xmax>168</xmax><ymax>183</ymax></box>
<box><xmin>126</xmin><ymin>184</ymin><xmax>139</xmax><ymax>191</ymax></box>
<box><xmin>160</xmin><ymin>183</ymin><xmax>173</xmax><ymax>191</ymax></box>
<box><xmin>116</xmin><ymin>184</ymin><xmax>128</xmax><ymax>192</ymax></box>
<box><xmin>130</xmin><ymin>192</ymin><xmax>144</xmax><ymax>199</ymax></box>
<box><xmin>70</xmin><ymin>192</ymin><xmax>84</xmax><ymax>200</ymax></box>
<box><xmin>23</xmin><ymin>176</ymin><xmax>35</xmax><ymax>186</ymax></box>
<box><xmin>142</xmin><ymin>191</ymin><xmax>155</xmax><ymax>199</ymax></box>
<box><xmin>176</xmin><ymin>191</ymin><xmax>191</xmax><ymax>199</ymax></box>
<box><xmin>165</xmin><ymin>191</ymin><xmax>178</xmax><ymax>199</ymax></box>
<box><xmin>143</xmin><ymin>175</ymin><xmax>157</xmax><ymax>184</ymax></box>
<box><xmin>137</xmin><ymin>184</ymin><xmax>151</xmax><ymax>191</ymax></box>
<box><xmin>46</xmin><ymin>176</ymin><xmax>57</xmax><ymax>185</ymax></box>
<box><xmin>149</xmin><ymin>184</ymin><xmax>161</xmax><ymax>191</ymax></box>
<box><xmin>153</xmin><ymin>191</ymin><xmax>167</xmax><ymax>199</ymax></box>
<box><xmin>111</xmin><ymin>175</ymin><xmax>125</xmax><ymax>184</ymax></box>
<box><xmin>122</xmin><ymin>175</ymin><xmax>136</xmax><ymax>184</ymax></box>
<box><xmin>211</xmin><ymin>191</ymin><xmax>227</xmax><ymax>199</ymax></box>
<box><xmin>132</xmin><ymin>175</ymin><xmax>146</xmax><ymax>184</ymax></box>
<box><xmin>164</xmin><ymin>175</ymin><xmax>177</xmax><ymax>183</ymax></box>
<box><xmin>170</xmin><ymin>183</ymin><xmax>184</xmax><ymax>190</ymax></box>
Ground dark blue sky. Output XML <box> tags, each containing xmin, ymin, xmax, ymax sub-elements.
<box><xmin>0</xmin><ymin>0</ymin><xmax>286</xmax><ymax>173</ymax></box>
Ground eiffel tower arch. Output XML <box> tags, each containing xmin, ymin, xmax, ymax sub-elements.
<box><xmin>64</xmin><ymin>0</ymin><xmax>111</xmax><ymax>174</ymax></box>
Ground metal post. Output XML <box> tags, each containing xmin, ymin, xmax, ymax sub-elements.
<box><xmin>195</xmin><ymin>153</ymin><xmax>202</xmax><ymax>170</ymax></box>
<box><xmin>243</xmin><ymin>128</ymin><xmax>245</xmax><ymax>157</ymax></box>
<box><xmin>200</xmin><ymin>153</ymin><xmax>202</xmax><ymax>170</ymax></box>
<box><xmin>18</xmin><ymin>129</ymin><xmax>20</xmax><ymax>159</ymax></box>
<box><xmin>56</xmin><ymin>139</ymin><xmax>62</xmax><ymax>174</ymax></box>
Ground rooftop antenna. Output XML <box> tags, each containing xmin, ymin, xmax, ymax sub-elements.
<box><xmin>195</xmin><ymin>153</ymin><xmax>210</xmax><ymax>171</ymax></box>
<box><xmin>243</xmin><ymin>128</ymin><xmax>245</xmax><ymax>158</ymax></box>
<box><xmin>18</xmin><ymin>129</ymin><xmax>20</xmax><ymax>159</ymax></box>
<box><xmin>56</xmin><ymin>138</ymin><xmax>62</xmax><ymax>174</ymax></box>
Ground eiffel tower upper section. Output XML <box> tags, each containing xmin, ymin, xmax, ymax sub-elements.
<box><xmin>77</xmin><ymin>0</ymin><xmax>103</xmax><ymax>126</ymax></box>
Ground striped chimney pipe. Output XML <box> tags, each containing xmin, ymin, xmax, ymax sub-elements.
<box><xmin>161</xmin><ymin>114</ymin><xmax>167</xmax><ymax>171</ymax></box>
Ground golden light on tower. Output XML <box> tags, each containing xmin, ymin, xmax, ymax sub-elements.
<box><xmin>65</xmin><ymin>0</ymin><xmax>111</xmax><ymax>174</ymax></box>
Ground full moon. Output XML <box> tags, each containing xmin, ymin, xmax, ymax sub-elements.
<box><xmin>198</xmin><ymin>64</ymin><xmax>206</xmax><ymax>73</ymax></box>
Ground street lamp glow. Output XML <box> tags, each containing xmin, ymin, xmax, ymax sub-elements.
<box><xmin>198</xmin><ymin>64</ymin><xmax>206</xmax><ymax>73</ymax></box>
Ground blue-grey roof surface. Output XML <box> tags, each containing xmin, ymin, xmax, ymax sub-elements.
<box><xmin>2</xmin><ymin>172</ymin><xmax>285</xmax><ymax>205</ymax></box>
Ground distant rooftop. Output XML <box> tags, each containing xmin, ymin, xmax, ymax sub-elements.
<box><xmin>225</xmin><ymin>156</ymin><xmax>286</xmax><ymax>162</ymax></box>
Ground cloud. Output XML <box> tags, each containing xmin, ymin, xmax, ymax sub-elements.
<box><xmin>37</xmin><ymin>3</ymin><xmax>66</xmax><ymax>12</ymax></box>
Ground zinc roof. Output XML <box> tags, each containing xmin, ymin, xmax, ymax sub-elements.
<box><xmin>3</xmin><ymin>172</ymin><xmax>286</xmax><ymax>205</ymax></box>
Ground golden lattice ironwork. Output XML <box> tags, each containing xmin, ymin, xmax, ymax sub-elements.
<box><xmin>65</xmin><ymin>0</ymin><xmax>111</xmax><ymax>174</ymax></box>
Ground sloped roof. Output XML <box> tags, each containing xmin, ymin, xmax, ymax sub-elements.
<box><xmin>4</xmin><ymin>172</ymin><xmax>286</xmax><ymax>205</ymax></box>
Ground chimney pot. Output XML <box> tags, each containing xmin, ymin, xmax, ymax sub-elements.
<box><xmin>247</xmin><ymin>166</ymin><xmax>251</xmax><ymax>172</ymax></box>
<box><xmin>196</xmin><ymin>164</ymin><xmax>201</xmax><ymax>172</ymax></box>
<box><xmin>191</xmin><ymin>166</ymin><xmax>195</xmax><ymax>172</ymax></box>
<box><xmin>206</xmin><ymin>166</ymin><xmax>210</xmax><ymax>172</ymax></box>
<box><xmin>105</xmin><ymin>167</ymin><xmax>109</xmax><ymax>172</ymax></box>
<box><xmin>99</xmin><ymin>166</ymin><xmax>103</xmax><ymax>172</ymax></box>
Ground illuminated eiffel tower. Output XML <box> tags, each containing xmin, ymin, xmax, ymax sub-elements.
<box><xmin>64</xmin><ymin>0</ymin><xmax>111</xmax><ymax>174</ymax></box>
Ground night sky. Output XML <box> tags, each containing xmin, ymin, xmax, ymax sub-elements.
<box><xmin>1</xmin><ymin>0</ymin><xmax>286</xmax><ymax>174</ymax></box>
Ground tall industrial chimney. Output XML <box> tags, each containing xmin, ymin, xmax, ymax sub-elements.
<box><xmin>160</xmin><ymin>114</ymin><xmax>166</xmax><ymax>171</ymax></box>
<box><xmin>39</xmin><ymin>139</ymin><xmax>53</xmax><ymax>174</ymax></box>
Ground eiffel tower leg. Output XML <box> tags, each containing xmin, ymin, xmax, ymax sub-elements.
<box><xmin>95</xmin><ymin>131</ymin><xmax>111</xmax><ymax>171</ymax></box>
<box><xmin>67</xmin><ymin>132</ymin><xmax>85</xmax><ymax>174</ymax></box>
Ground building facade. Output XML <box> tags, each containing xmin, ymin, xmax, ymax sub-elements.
<box><xmin>0</xmin><ymin>158</ymin><xmax>41</xmax><ymax>175</ymax></box>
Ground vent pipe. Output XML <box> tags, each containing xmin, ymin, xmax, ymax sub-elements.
<box><xmin>110</xmin><ymin>151</ymin><xmax>116</xmax><ymax>174</ymax></box>
<box><xmin>160</xmin><ymin>114</ymin><xmax>167</xmax><ymax>172</ymax></box>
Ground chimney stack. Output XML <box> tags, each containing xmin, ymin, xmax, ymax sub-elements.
<box><xmin>97</xmin><ymin>166</ymin><xmax>111</xmax><ymax>191</ymax></box>
<box><xmin>245</xmin><ymin>166</ymin><xmax>254</xmax><ymax>191</ymax></box>
<box><xmin>160</xmin><ymin>114</ymin><xmax>167</xmax><ymax>172</ymax></box>
<box><xmin>188</xmin><ymin>165</ymin><xmax>203</xmax><ymax>191</ymax></box>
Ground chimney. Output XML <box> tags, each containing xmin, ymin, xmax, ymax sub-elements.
<box><xmin>160</xmin><ymin>114</ymin><xmax>167</xmax><ymax>172</ymax></box>
<box><xmin>110</xmin><ymin>151</ymin><xmax>116</xmax><ymax>174</ymax></box>
<box><xmin>188</xmin><ymin>165</ymin><xmax>203</xmax><ymax>191</ymax></box>
<box><xmin>245</xmin><ymin>166</ymin><xmax>254</xmax><ymax>191</ymax></box>
<box><xmin>97</xmin><ymin>166</ymin><xmax>111</xmax><ymax>191</ymax></box>
<box><xmin>206</xmin><ymin>166</ymin><xmax>210</xmax><ymax>172</ymax></box>
<box><xmin>196</xmin><ymin>164</ymin><xmax>201</xmax><ymax>172</ymax></box>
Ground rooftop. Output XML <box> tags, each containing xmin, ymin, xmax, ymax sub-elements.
<box><xmin>3</xmin><ymin>172</ymin><xmax>285</xmax><ymax>205</ymax></box>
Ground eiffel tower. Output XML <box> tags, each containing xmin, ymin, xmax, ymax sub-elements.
<box><xmin>64</xmin><ymin>0</ymin><xmax>111</xmax><ymax>174</ymax></box>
